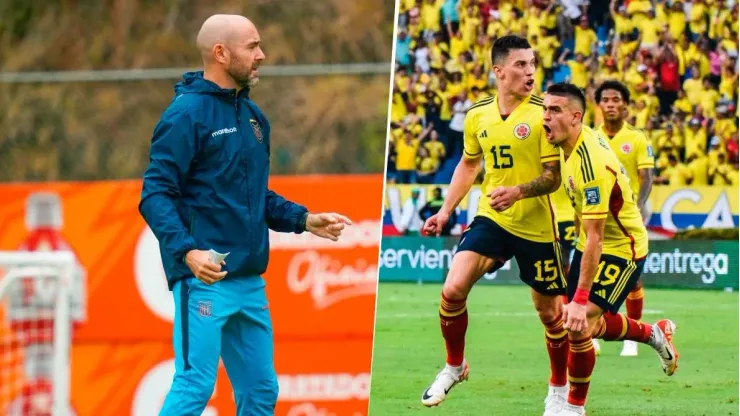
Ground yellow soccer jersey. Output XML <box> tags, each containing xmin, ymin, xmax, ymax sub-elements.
<box><xmin>561</xmin><ymin>127</ymin><xmax>649</xmax><ymax>261</ymax></box>
<box><xmin>596</xmin><ymin>123</ymin><xmax>654</xmax><ymax>199</ymax></box>
<box><xmin>463</xmin><ymin>94</ymin><xmax>560</xmax><ymax>243</ymax></box>
<box><xmin>552</xmin><ymin>184</ymin><xmax>575</xmax><ymax>224</ymax></box>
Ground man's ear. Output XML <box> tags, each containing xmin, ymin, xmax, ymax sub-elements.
<box><xmin>573</xmin><ymin>110</ymin><xmax>583</xmax><ymax>127</ymax></box>
<box><xmin>492</xmin><ymin>64</ymin><xmax>502</xmax><ymax>81</ymax></box>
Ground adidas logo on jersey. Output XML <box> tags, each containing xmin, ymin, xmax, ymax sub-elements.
<box><xmin>479</xmin><ymin>130</ymin><xmax>488</xmax><ymax>138</ymax></box>
<box><xmin>547</xmin><ymin>282</ymin><xmax>558</xmax><ymax>290</ymax></box>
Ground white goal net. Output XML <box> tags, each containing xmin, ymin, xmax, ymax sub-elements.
<box><xmin>0</xmin><ymin>252</ymin><xmax>77</xmax><ymax>416</ymax></box>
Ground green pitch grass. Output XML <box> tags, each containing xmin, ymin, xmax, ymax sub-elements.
<box><xmin>369</xmin><ymin>284</ymin><xmax>739</xmax><ymax>416</ymax></box>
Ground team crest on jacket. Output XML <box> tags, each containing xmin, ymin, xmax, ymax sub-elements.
<box><xmin>621</xmin><ymin>143</ymin><xmax>632</xmax><ymax>154</ymax></box>
<box><xmin>567</xmin><ymin>176</ymin><xmax>576</xmax><ymax>193</ymax></box>
<box><xmin>249</xmin><ymin>119</ymin><xmax>263</xmax><ymax>142</ymax></box>
<box><xmin>513</xmin><ymin>123</ymin><xmax>531</xmax><ymax>139</ymax></box>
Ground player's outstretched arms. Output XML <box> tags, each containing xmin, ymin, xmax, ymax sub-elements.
<box><xmin>489</xmin><ymin>160</ymin><xmax>562</xmax><ymax>211</ymax></box>
<box><xmin>423</xmin><ymin>156</ymin><xmax>481</xmax><ymax>236</ymax></box>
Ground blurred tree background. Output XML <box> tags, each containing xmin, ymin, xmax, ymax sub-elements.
<box><xmin>0</xmin><ymin>0</ymin><xmax>394</xmax><ymax>181</ymax></box>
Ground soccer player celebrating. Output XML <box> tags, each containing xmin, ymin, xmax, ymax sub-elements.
<box><xmin>541</xmin><ymin>83</ymin><xmax>678</xmax><ymax>416</ymax></box>
<box><xmin>593</xmin><ymin>80</ymin><xmax>654</xmax><ymax>357</ymax></box>
<box><xmin>139</xmin><ymin>15</ymin><xmax>351</xmax><ymax>415</ymax></box>
<box><xmin>421</xmin><ymin>35</ymin><xmax>569</xmax><ymax>414</ymax></box>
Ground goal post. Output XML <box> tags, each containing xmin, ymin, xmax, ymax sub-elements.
<box><xmin>0</xmin><ymin>251</ymin><xmax>76</xmax><ymax>416</ymax></box>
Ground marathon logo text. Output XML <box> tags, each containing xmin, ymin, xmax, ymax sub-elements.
<box><xmin>211</xmin><ymin>127</ymin><xmax>237</xmax><ymax>137</ymax></box>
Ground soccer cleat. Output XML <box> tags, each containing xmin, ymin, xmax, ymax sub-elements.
<box><xmin>421</xmin><ymin>360</ymin><xmax>470</xmax><ymax>407</ymax></box>
<box><xmin>543</xmin><ymin>384</ymin><xmax>568</xmax><ymax>416</ymax></box>
<box><xmin>556</xmin><ymin>403</ymin><xmax>587</xmax><ymax>415</ymax></box>
<box><xmin>620</xmin><ymin>340</ymin><xmax>639</xmax><ymax>356</ymax></box>
<box><xmin>592</xmin><ymin>338</ymin><xmax>601</xmax><ymax>356</ymax></box>
<box><xmin>650</xmin><ymin>319</ymin><xmax>679</xmax><ymax>376</ymax></box>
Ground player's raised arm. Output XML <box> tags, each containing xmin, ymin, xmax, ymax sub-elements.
<box><xmin>518</xmin><ymin>159</ymin><xmax>562</xmax><ymax>198</ymax></box>
<box><xmin>521</xmin><ymin>123</ymin><xmax>565</xmax><ymax>198</ymax></box>
<box><xmin>488</xmin><ymin>136</ymin><xmax>562</xmax><ymax>212</ymax></box>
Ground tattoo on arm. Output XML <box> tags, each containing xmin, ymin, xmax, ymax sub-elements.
<box><xmin>517</xmin><ymin>161</ymin><xmax>561</xmax><ymax>198</ymax></box>
<box><xmin>637</xmin><ymin>168</ymin><xmax>653</xmax><ymax>209</ymax></box>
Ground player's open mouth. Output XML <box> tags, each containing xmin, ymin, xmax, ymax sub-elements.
<box><xmin>543</xmin><ymin>124</ymin><xmax>552</xmax><ymax>139</ymax></box>
<box><xmin>525</xmin><ymin>79</ymin><xmax>534</xmax><ymax>88</ymax></box>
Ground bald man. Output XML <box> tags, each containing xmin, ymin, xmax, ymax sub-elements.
<box><xmin>139</xmin><ymin>15</ymin><xmax>352</xmax><ymax>416</ymax></box>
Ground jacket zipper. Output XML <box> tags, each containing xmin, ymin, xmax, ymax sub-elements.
<box><xmin>235</xmin><ymin>94</ymin><xmax>254</xmax><ymax>252</ymax></box>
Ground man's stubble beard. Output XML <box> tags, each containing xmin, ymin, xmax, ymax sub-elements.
<box><xmin>228</xmin><ymin>64</ymin><xmax>259</xmax><ymax>89</ymax></box>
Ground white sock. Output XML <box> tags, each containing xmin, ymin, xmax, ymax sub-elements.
<box><xmin>550</xmin><ymin>383</ymin><xmax>568</xmax><ymax>396</ymax></box>
<box><xmin>445</xmin><ymin>361</ymin><xmax>464</xmax><ymax>377</ymax></box>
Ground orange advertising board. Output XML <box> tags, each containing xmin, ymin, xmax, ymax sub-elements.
<box><xmin>0</xmin><ymin>175</ymin><xmax>381</xmax><ymax>415</ymax></box>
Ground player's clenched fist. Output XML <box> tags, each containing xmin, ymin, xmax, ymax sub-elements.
<box><xmin>423</xmin><ymin>212</ymin><xmax>449</xmax><ymax>237</ymax></box>
<box><xmin>185</xmin><ymin>249</ymin><xmax>227</xmax><ymax>285</ymax></box>
<box><xmin>488</xmin><ymin>186</ymin><xmax>523</xmax><ymax>212</ymax></box>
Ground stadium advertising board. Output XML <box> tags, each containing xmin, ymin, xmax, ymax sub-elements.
<box><xmin>382</xmin><ymin>185</ymin><xmax>739</xmax><ymax>235</ymax></box>
<box><xmin>0</xmin><ymin>176</ymin><xmax>381</xmax><ymax>416</ymax></box>
<box><xmin>379</xmin><ymin>237</ymin><xmax>739</xmax><ymax>290</ymax></box>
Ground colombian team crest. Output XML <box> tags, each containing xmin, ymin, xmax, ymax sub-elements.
<box><xmin>249</xmin><ymin>119</ymin><xmax>263</xmax><ymax>142</ymax></box>
<box><xmin>513</xmin><ymin>123</ymin><xmax>531</xmax><ymax>139</ymax></box>
<box><xmin>621</xmin><ymin>143</ymin><xmax>632</xmax><ymax>154</ymax></box>
<box><xmin>198</xmin><ymin>301</ymin><xmax>212</xmax><ymax>317</ymax></box>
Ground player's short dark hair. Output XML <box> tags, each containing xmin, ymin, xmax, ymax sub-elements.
<box><xmin>595</xmin><ymin>80</ymin><xmax>631</xmax><ymax>104</ymax></box>
<box><xmin>546</xmin><ymin>82</ymin><xmax>586</xmax><ymax>112</ymax></box>
<box><xmin>491</xmin><ymin>35</ymin><xmax>532</xmax><ymax>65</ymax></box>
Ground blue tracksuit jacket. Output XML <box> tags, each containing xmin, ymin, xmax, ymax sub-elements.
<box><xmin>139</xmin><ymin>71</ymin><xmax>308</xmax><ymax>289</ymax></box>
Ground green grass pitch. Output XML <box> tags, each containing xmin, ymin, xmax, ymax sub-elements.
<box><xmin>369</xmin><ymin>284</ymin><xmax>739</xmax><ymax>416</ymax></box>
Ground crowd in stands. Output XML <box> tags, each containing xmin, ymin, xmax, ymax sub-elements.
<box><xmin>386</xmin><ymin>0</ymin><xmax>739</xmax><ymax>186</ymax></box>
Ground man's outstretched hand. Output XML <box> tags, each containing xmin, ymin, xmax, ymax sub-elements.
<box><xmin>306</xmin><ymin>213</ymin><xmax>353</xmax><ymax>241</ymax></box>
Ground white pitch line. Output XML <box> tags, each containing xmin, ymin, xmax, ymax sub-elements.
<box><xmin>378</xmin><ymin>309</ymin><xmax>665</xmax><ymax>319</ymax></box>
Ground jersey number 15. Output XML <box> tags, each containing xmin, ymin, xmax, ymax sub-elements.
<box><xmin>490</xmin><ymin>145</ymin><xmax>513</xmax><ymax>169</ymax></box>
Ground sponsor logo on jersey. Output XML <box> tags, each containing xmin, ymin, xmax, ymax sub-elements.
<box><xmin>621</xmin><ymin>143</ymin><xmax>632</xmax><ymax>154</ymax></box>
<box><xmin>513</xmin><ymin>123</ymin><xmax>531</xmax><ymax>140</ymax></box>
<box><xmin>647</xmin><ymin>144</ymin><xmax>654</xmax><ymax>157</ymax></box>
<box><xmin>568</xmin><ymin>176</ymin><xmax>576</xmax><ymax>193</ymax></box>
